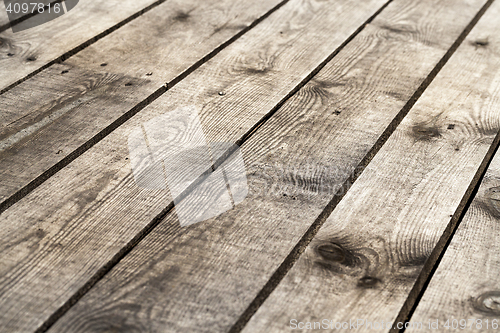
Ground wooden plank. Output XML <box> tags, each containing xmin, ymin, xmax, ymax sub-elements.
<box><xmin>0</xmin><ymin>0</ymin><xmax>286</xmax><ymax>211</ymax></box>
<box><xmin>0</xmin><ymin>0</ymin><xmax>389</xmax><ymax>331</ymax></box>
<box><xmin>40</xmin><ymin>0</ymin><xmax>495</xmax><ymax>332</ymax></box>
<box><xmin>0</xmin><ymin>0</ymin><xmax>167</xmax><ymax>94</ymax></box>
<box><xmin>406</xmin><ymin>5</ymin><xmax>500</xmax><ymax>330</ymax></box>
<box><xmin>239</xmin><ymin>0</ymin><xmax>500</xmax><ymax>331</ymax></box>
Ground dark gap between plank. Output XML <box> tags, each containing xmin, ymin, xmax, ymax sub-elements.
<box><xmin>1</xmin><ymin>0</ymin><xmax>173</xmax><ymax>96</ymax></box>
<box><xmin>392</xmin><ymin>5</ymin><xmax>499</xmax><ymax>332</ymax></box>
<box><xmin>33</xmin><ymin>0</ymin><xmax>395</xmax><ymax>331</ymax></box>
<box><xmin>29</xmin><ymin>1</ymin><xmax>298</xmax><ymax>332</ymax></box>
<box><xmin>229</xmin><ymin>0</ymin><xmax>497</xmax><ymax>332</ymax></box>
<box><xmin>0</xmin><ymin>0</ymin><xmax>292</xmax><ymax>215</ymax></box>
<box><xmin>397</xmin><ymin>128</ymin><xmax>500</xmax><ymax>333</ymax></box>
<box><xmin>390</xmin><ymin>0</ymin><xmax>498</xmax><ymax>331</ymax></box>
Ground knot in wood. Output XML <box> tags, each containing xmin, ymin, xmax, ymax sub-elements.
<box><xmin>411</xmin><ymin>123</ymin><xmax>441</xmax><ymax>141</ymax></box>
<box><xmin>485</xmin><ymin>186</ymin><xmax>500</xmax><ymax>218</ymax></box>
<box><xmin>317</xmin><ymin>243</ymin><xmax>345</xmax><ymax>262</ymax></box>
<box><xmin>474</xmin><ymin>291</ymin><xmax>500</xmax><ymax>315</ymax></box>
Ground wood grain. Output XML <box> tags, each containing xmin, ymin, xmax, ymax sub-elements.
<box><xmin>0</xmin><ymin>0</ymin><xmax>285</xmax><ymax>211</ymax></box>
<box><xmin>0</xmin><ymin>0</ymin><xmax>389</xmax><ymax>331</ymax></box>
<box><xmin>0</xmin><ymin>0</ymin><xmax>164</xmax><ymax>93</ymax></box>
<box><xmin>241</xmin><ymin>1</ymin><xmax>500</xmax><ymax>332</ymax></box>
<box><xmin>39</xmin><ymin>0</ymin><xmax>495</xmax><ymax>332</ymax></box>
<box><xmin>406</xmin><ymin>4</ymin><xmax>500</xmax><ymax>330</ymax></box>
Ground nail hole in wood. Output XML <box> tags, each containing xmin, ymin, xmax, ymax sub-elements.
<box><xmin>357</xmin><ymin>276</ymin><xmax>381</xmax><ymax>288</ymax></box>
<box><xmin>474</xmin><ymin>38</ymin><xmax>489</xmax><ymax>47</ymax></box>
<box><xmin>173</xmin><ymin>12</ymin><xmax>190</xmax><ymax>22</ymax></box>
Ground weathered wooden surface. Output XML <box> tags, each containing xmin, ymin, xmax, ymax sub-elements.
<box><xmin>407</xmin><ymin>3</ymin><xmax>500</xmax><ymax>331</ymax></box>
<box><xmin>0</xmin><ymin>0</ymin><xmax>389</xmax><ymax>331</ymax></box>
<box><xmin>41</xmin><ymin>0</ymin><xmax>496</xmax><ymax>332</ymax></box>
<box><xmin>0</xmin><ymin>0</ymin><xmax>286</xmax><ymax>212</ymax></box>
<box><xmin>0</xmin><ymin>0</ymin><xmax>164</xmax><ymax>94</ymax></box>
<box><xmin>240</xmin><ymin>0</ymin><xmax>500</xmax><ymax>331</ymax></box>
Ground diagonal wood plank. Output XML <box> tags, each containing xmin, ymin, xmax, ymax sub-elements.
<box><xmin>40</xmin><ymin>0</ymin><xmax>495</xmax><ymax>332</ymax></box>
<box><xmin>0</xmin><ymin>0</ymin><xmax>390</xmax><ymax>331</ymax></box>
<box><xmin>0</xmin><ymin>0</ymin><xmax>286</xmax><ymax>213</ymax></box>
<box><xmin>240</xmin><ymin>0</ymin><xmax>500</xmax><ymax>332</ymax></box>
<box><xmin>406</xmin><ymin>4</ymin><xmax>500</xmax><ymax>330</ymax></box>
<box><xmin>0</xmin><ymin>0</ymin><xmax>168</xmax><ymax>94</ymax></box>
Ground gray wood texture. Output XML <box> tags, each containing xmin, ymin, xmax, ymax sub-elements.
<box><xmin>42</xmin><ymin>0</ymin><xmax>494</xmax><ymax>332</ymax></box>
<box><xmin>0</xmin><ymin>0</ymin><xmax>389</xmax><ymax>331</ymax></box>
<box><xmin>407</xmin><ymin>3</ymin><xmax>500</xmax><ymax>331</ymax></box>
<box><xmin>0</xmin><ymin>0</ymin><xmax>162</xmax><ymax>93</ymax></box>
<box><xmin>0</xmin><ymin>0</ymin><xmax>285</xmax><ymax>211</ymax></box>
<box><xmin>241</xmin><ymin>1</ymin><xmax>500</xmax><ymax>332</ymax></box>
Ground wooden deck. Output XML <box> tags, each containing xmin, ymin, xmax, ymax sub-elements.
<box><xmin>1</xmin><ymin>0</ymin><xmax>500</xmax><ymax>332</ymax></box>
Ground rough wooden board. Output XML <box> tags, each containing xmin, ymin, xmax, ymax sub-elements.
<box><xmin>0</xmin><ymin>0</ymin><xmax>165</xmax><ymax>93</ymax></box>
<box><xmin>406</xmin><ymin>5</ymin><xmax>500</xmax><ymax>330</ymax></box>
<box><xmin>0</xmin><ymin>0</ymin><xmax>389</xmax><ymax>331</ymax></box>
<box><xmin>40</xmin><ymin>0</ymin><xmax>495</xmax><ymax>332</ymax></box>
<box><xmin>240</xmin><ymin>1</ymin><xmax>500</xmax><ymax>332</ymax></box>
<box><xmin>0</xmin><ymin>0</ymin><xmax>285</xmax><ymax>210</ymax></box>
